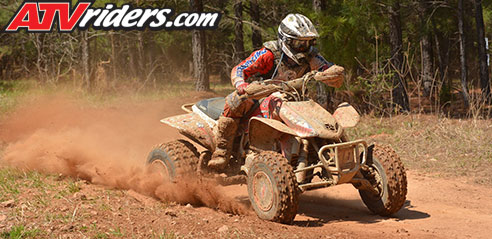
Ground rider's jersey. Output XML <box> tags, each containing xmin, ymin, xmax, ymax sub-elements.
<box><xmin>231</xmin><ymin>40</ymin><xmax>334</xmax><ymax>89</ymax></box>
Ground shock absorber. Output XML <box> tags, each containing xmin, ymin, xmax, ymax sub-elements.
<box><xmin>295</xmin><ymin>139</ymin><xmax>310</xmax><ymax>183</ymax></box>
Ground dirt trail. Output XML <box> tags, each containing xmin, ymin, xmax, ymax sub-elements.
<box><xmin>304</xmin><ymin>171</ymin><xmax>492</xmax><ymax>238</ymax></box>
<box><xmin>220</xmin><ymin>171</ymin><xmax>492</xmax><ymax>238</ymax></box>
<box><xmin>1</xmin><ymin>94</ymin><xmax>492</xmax><ymax>238</ymax></box>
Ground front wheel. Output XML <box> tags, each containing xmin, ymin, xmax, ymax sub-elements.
<box><xmin>247</xmin><ymin>151</ymin><xmax>299</xmax><ymax>224</ymax></box>
<box><xmin>358</xmin><ymin>144</ymin><xmax>407</xmax><ymax>216</ymax></box>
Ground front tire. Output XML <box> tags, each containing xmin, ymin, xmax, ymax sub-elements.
<box><xmin>359</xmin><ymin>144</ymin><xmax>407</xmax><ymax>216</ymax></box>
<box><xmin>247</xmin><ymin>151</ymin><xmax>299</xmax><ymax>224</ymax></box>
<box><xmin>146</xmin><ymin>140</ymin><xmax>199</xmax><ymax>181</ymax></box>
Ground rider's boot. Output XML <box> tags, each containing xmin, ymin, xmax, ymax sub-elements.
<box><xmin>208</xmin><ymin>116</ymin><xmax>239</xmax><ymax>170</ymax></box>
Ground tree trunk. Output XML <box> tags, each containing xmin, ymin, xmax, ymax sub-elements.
<box><xmin>313</xmin><ymin>0</ymin><xmax>328</xmax><ymax>109</ymax></box>
<box><xmin>313</xmin><ymin>0</ymin><xmax>324</xmax><ymax>12</ymax></box>
<box><xmin>250</xmin><ymin>0</ymin><xmax>262</xmax><ymax>49</ymax></box>
<box><xmin>474</xmin><ymin>0</ymin><xmax>491</xmax><ymax>103</ymax></box>
<box><xmin>81</xmin><ymin>30</ymin><xmax>90</xmax><ymax>89</ymax></box>
<box><xmin>458</xmin><ymin>0</ymin><xmax>470</xmax><ymax>108</ymax></box>
<box><xmin>190</xmin><ymin>0</ymin><xmax>209</xmax><ymax>91</ymax></box>
<box><xmin>21</xmin><ymin>37</ymin><xmax>28</xmax><ymax>76</ymax></box>
<box><xmin>234</xmin><ymin>0</ymin><xmax>245</xmax><ymax>62</ymax></box>
<box><xmin>34</xmin><ymin>34</ymin><xmax>45</xmax><ymax>81</ymax></box>
<box><xmin>432</xmin><ymin>20</ymin><xmax>450</xmax><ymax>88</ymax></box>
<box><xmin>137</xmin><ymin>32</ymin><xmax>145</xmax><ymax>79</ymax></box>
<box><xmin>418</xmin><ymin>0</ymin><xmax>433</xmax><ymax>97</ymax></box>
<box><xmin>110</xmin><ymin>32</ymin><xmax>117</xmax><ymax>81</ymax></box>
<box><xmin>388</xmin><ymin>1</ymin><xmax>410</xmax><ymax>112</ymax></box>
<box><xmin>421</xmin><ymin>35</ymin><xmax>433</xmax><ymax>97</ymax></box>
<box><xmin>128</xmin><ymin>37</ymin><xmax>138</xmax><ymax>79</ymax></box>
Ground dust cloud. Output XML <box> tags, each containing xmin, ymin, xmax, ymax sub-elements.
<box><xmin>0</xmin><ymin>94</ymin><xmax>247</xmax><ymax>215</ymax></box>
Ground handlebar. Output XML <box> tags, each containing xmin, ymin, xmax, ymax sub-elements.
<box><xmin>262</xmin><ymin>70</ymin><xmax>317</xmax><ymax>91</ymax></box>
<box><xmin>252</xmin><ymin>70</ymin><xmax>318</xmax><ymax>101</ymax></box>
<box><xmin>245</xmin><ymin>65</ymin><xmax>343</xmax><ymax>101</ymax></box>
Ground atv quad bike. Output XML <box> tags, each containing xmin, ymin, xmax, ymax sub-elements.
<box><xmin>146</xmin><ymin>71</ymin><xmax>407</xmax><ymax>224</ymax></box>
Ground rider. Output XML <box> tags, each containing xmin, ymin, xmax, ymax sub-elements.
<box><xmin>208</xmin><ymin>13</ymin><xmax>345</xmax><ymax>170</ymax></box>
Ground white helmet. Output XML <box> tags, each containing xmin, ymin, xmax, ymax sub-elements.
<box><xmin>278</xmin><ymin>14</ymin><xmax>319</xmax><ymax>64</ymax></box>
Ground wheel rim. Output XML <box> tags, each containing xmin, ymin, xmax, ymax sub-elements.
<box><xmin>252</xmin><ymin>171</ymin><xmax>274</xmax><ymax>211</ymax></box>
<box><xmin>149</xmin><ymin>159</ymin><xmax>171</xmax><ymax>181</ymax></box>
<box><xmin>370</xmin><ymin>164</ymin><xmax>385</xmax><ymax>197</ymax></box>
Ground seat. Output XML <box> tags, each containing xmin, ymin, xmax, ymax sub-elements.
<box><xmin>195</xmin><ymin>97</ymin><xmax>225</xmax><ymax>120</ymax></box>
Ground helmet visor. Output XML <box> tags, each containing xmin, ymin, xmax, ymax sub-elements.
<box><xmin>288</xmin><ymin>38</ymin><xmax>316</xmax><ymax>52</ymax></box>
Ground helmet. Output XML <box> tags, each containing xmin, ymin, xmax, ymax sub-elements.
<box><xmin>278</xmin><ymin>14</ymin><xmax>319</xmax><ymax>64</ymax></box>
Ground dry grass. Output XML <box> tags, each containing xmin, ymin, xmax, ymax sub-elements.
<box><xmin>347</xmin><ymin>114</ymin><xmax>492</xmax><ymax>184</ymax></box>
<box><xmin>0</xmin><ymin>80</ymin><xmax>30</xmax><ymax>115</ymax></box>
<box><xmin>2</xmin><ymin>78</ymin><xmax>491</xmax><ymax>185</ymax></box>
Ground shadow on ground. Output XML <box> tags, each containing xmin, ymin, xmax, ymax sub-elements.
<box><xmin>293</xmin><ymin>194</ymin><xmax>430</xmax><ymax>227</ymax></box>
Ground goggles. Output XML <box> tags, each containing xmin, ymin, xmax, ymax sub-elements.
<box><xmin>288</xmin><ymin>38</ymin><xmax>317</xmax><ymax>52</ymax></box>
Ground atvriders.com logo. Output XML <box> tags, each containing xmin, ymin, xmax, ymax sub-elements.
<box><xmin>3</xmin><ymin>0</ymin><xmax>222</xmax><ymax>32</ymax></box>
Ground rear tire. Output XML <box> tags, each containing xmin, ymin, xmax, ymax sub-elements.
<box><xmin>359</xmin><ymin>144</ymin><xmax>407</xmax><ymax>216</ymax></box>
<box><xmin>146</xmin><ymin>140</ymin><xmax>199</xmax><ymax>181</ymax></box>
<box><xmin>247</xmin><ymin>151</ymin><xmax>299</xmax><ymax>224</ymax></box>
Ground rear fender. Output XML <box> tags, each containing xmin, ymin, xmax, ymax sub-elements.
<box><xmin>161</xmin><ymin>113</ymin><xmax>215</xmax><ymax>151</ymax></box>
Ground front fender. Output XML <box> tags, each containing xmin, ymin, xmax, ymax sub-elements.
<box><xmin>248</xmin><ymin>117</ymin><xmax>297</xmax><ymax>151</ymax></box>
<box><xmin>161</xmin><ymin>113</ymin><xmax>215</xmax><ymax>151</ymax></box>
<box><xmin>279</xmin><ymin>100</ymin><xmax>343</xmax><ymax>139</ymax></box>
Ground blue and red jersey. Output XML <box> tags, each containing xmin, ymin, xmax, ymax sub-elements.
<box><xmin>230</xmin><ymin>47</ymin><xmax>333</xmax><ymax>89</ymax></box>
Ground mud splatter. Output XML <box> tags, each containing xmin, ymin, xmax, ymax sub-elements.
<box><xmin>0</xmin><ymin>94</ymin><xmax>248</xmax><ymax>215</ymax></box>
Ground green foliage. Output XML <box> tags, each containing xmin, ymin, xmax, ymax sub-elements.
<box><xmin>439</xmin><ymin>83</ymin><xmax>453</xmax><ymax>103</ymax></box>
<box><xmin>0</xmin><ymin>80</ymin><xmax>30</xmax><ymax>117</ymax></box>
<box><xmin>0</xmin><ymin>46</ymin><xmax>12</xmax><ymax>58</ymax></box>
<box><xmin>158</xmin><ymin>229</ymin><xmax>177</xmax><ymax>239</ymax></box>
<box><xmin>0</xmin><ymin>168</ymin><xmax>22</xmax><ymax>201</ymax></box>
<box><xmin>1</xmin><ymin>225</ymin><xmax>42</xmax><ymax>239</ymax></box>
<box><xmin>0</xmin><ymin>81</ymin><xmax>14</xmax><ymax>92</ymax></box>
<box><xmin>67</xmin><ymin>180</ymin><xmax>81</xmax><ymax>194</ymax></box>
<box><xmin>0</xmin><ymin>0</ymin><xmax>19</xmax><ymax>26</ymax></box>
<box><xmin>0</xmin><ymin>0</ymin><xmax>491</xmax><ymax>113</ymax></box>
<box><xmin>108</xmin><ymin>227</ymin><xmax>124</xmax><ymax>237</ymax></box>
<box><xmin>313</xmin><ymin>0</ymin><xmax>389</xmax><ymax>69</ymax></box>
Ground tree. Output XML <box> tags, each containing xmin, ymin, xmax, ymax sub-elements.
<box><xmin>190</xmin><ymin>0</ymin><xmax>209</xmax><ymax>91</ymax></box>
<box><xmin>234</xmin><ymin>0</ymin><xmax>245</xmax><ymax>62</ymax></box>
<box><xmin>388</xmin><ymin>0</ymin><xmax>410</xmax><ymax>112</ymax></box>
<box><xmin>432</xmin><ymin>18</ymin><xmax>451</xmax><ymax>92</ymax></box>
<box><xmin>474</xmin><ymin>0</ymin><xmax>490</xmax><ymax>103</ymax></box>
<box><xmin>80</xmin><ymin>31</ymin><xmax>90</xmax><ymax>89</ymax></box>
<box><xmin>313</xmin><ymin>0</ymin><xmax>325</xmax><ymax>12</ymax></box>
<box><xmin>417</xmin><ymin>0</ymin><xmax>433</xmax><ymax>97</ymax></box>
<box><xmin>313</xmin><ymin>0</ymin><xmax>329</xmax><ymax>109</ymax></box>
<box><xmin>250</xmin><ymin>0</ymin><xmax>262</xmax><ymax>49</ymax></box>
<box><xmin>2</xmin><ymin>0</ymin><xmax>492</xmax><ymax>115</ymax></box>
<box><xmin>458</xmin><ymin>0</ymin><xmax>470</xmax><ymax>108</ymax></box>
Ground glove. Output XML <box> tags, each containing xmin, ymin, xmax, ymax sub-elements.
<box><xmin>315</xmin><ymin>65</ymin><xmax>345</xmax><ymax>88</ymax></box>
<box><xmin>236</xmin><ymin>82</ymin><xmax>250</xmax><ymax>95</ymax></box>
<box><xmin>243</xmin><ymin>82</ymin><xmax>279</xmax><ymax>100</ymax></box>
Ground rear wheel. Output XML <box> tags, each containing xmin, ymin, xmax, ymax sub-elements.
<box><xmin>247</xmin><ymin>151</ymin><xmax>299</xmax><ymax>224</ymax></box>
<box><xmin>359</xmin><ymin>144</ymin><xmax>407</xmax><ymax>216</ymax></box>
<box><xmin>146</xmin><ymin>140</ymin><xmax>199</xmax><ymax>181</ymax></box>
